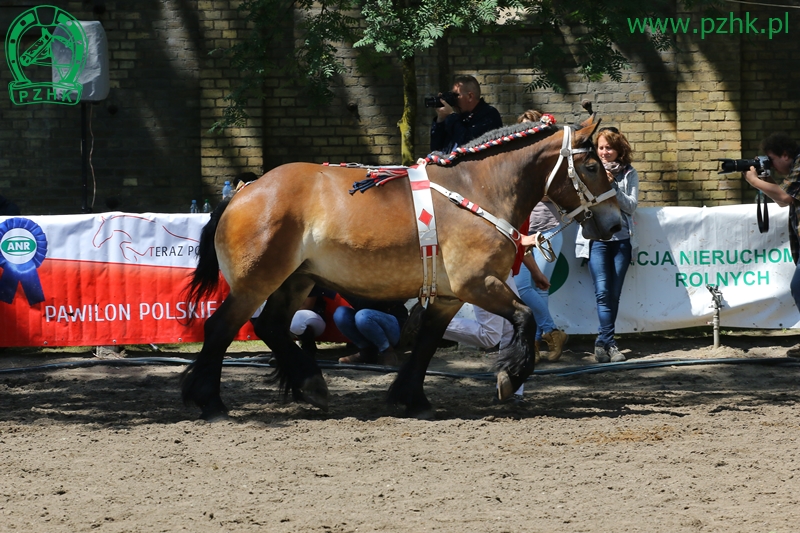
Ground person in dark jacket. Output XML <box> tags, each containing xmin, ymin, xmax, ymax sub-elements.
<box><xmin>429</xmin><ymin>75</ymin><xmax>503</xmax><ymax>154</ymax></box>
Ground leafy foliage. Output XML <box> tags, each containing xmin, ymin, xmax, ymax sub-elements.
<box><xmin>517</xmin><ymin>0</ymin><xmax>676</xmax><ymax>93</ymax></box>
<box><xmin>213</xmin><ymin>0</ymin><xmax>713</xmax><ymax>132</ymax></box>
<box><xmin>354</xmin><ymin>0</ymin><xmax>504</xmax><ymax>59</ymax></box>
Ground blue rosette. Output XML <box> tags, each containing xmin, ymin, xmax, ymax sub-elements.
<box><xmin>0</xmin><ymin>217</ymin><xmax>48</xmax><ymax>305</ymax></box>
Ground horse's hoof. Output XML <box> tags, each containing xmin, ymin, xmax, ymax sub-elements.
<box><xmin>199</xmin><ymin>398</ymin><xmax>229</xmax><ymax>422</ymax></box>
<box><xmin>401</xmin><ymin>393</ymin><xmax>433</xmax><ymax>419</ymax></box>
<box><xmin>496</xmin><ymin>370</ymin><xmax>514</xmax><ymax>401</ymax></box>
<box><xmin>300</xmin><ymin>374</ymin><xmax>329</xmax><ymax>412</ymax></box>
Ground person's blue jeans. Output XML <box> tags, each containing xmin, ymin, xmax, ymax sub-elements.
<box><xmin>588</xmin><ymin>239</ymin><xmax>632</xmax><ymax>348</ymax></box>
<box><xmin>513</xmin><ymin>228</ymin><xmax>562</xmax><ymax>340</ymax></box>
<box><xmin>791</xmin><ymin>262</ymin><xmax>800</xmax><ymax>313</ymax></box>
<box><xmin>515</xmin><ymin>265</ymin><xmax>556</xmax><ymax>341</ymax></box>
<box><xmin>333</xmin><ymin>306</ymin><xmax>400</xmax><ymax>353</ymax></box>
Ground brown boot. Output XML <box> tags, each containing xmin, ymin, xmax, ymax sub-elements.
<box><xmin>533</xmin><ymin>340</ymin><xmax>542</xmax><ymax>364</ymax></box>
<box><xmin>541</xmin><ymin>329</ymin><xmax>568</xmax><ymax>362</ymax></box>
<box><xmin>379</xmin><ymin>347</ymin><xmax>398</xmax><ymax>367</ymax></box>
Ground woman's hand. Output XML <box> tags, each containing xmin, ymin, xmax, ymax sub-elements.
<box><xmin>522</xmin><ymin>254</ymin><xmax>551</xmax><ymax>291</ymax></box>
<box><xmin>520</xmin><ymin>233</ymin><xmax>538</xmax><ymax>248</ymax></box>
<box><xmin>532</xmin><ymin>267</ymin><xmax>551</xmax><ymax>291</ymax></box>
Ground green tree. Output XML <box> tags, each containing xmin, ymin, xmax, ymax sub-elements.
<box><xmin>518</xmin><ymin>0</ymin><xmax>674</xmax><ymax>93</ymax></box>
<box><xmin>521</xmin><ymin>1</ymin><xmax>729</xmax><ymax>92</ymax></box>
<box><xmin>214</xmin><ymin>0</ymin><xmax>716</xmax><ymax>163</ymax></box>
<box><xmin>355</xmin><ymin>0</ymin><xmax>690</xmax><ymax>163</ymax></box>
<box><xmin>354</xmin><ymin>0</ymin><xmax>503</xmax><ymax>164</ymax></box>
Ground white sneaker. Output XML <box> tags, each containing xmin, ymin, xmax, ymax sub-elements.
<box><xmin>608</xmin><ymin>345</ymin><xmax>626</xmax><ymax>362</ymax></box>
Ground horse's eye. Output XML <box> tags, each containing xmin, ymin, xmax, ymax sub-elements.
<box><xmin>585</xmin><ymin>164</ymin><xmax>597</xmax><ymax>172</ymax></box>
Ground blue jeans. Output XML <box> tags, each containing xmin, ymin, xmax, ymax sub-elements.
<box><xmin>588</xmin><ymin>239</ymin><xmax>632</xmax><ymax>348</ymax></box>
<box><xmin>515</xmin><ymin>266</ymin><xmax>554</xmax><ymax>340</ymax></box>
<box><xmin>513</xmin><ymin>228</ymin><xmax>562</xmax><ymax>340</ymax></box>
<box><xmin>333</xmin><ymin>307</ymin><xmax>400</xmax><ymax>353</ymax></box>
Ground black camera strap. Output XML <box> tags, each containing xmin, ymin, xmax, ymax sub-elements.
<box><xmin>757</xmin><ymin>190</ymin><xmax>769</xmax><ymax>233</ymax></box>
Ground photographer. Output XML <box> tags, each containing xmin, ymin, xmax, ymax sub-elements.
<box><xmin>743</xmin><ymin>133</ymin><xmax>800</xmax><ymax>324</ymax></box>
<box><xmin>429</xmin><ymin>75</ymin><xmax>502</xmax><ymax>153</ymax></box>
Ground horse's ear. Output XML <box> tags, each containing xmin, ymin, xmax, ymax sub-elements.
<box><xmin>576</xmin><ymin>115</ymin><xmax>602</xmax><ymax>145</ymax></box>
<box><xmin>578</xmin><ymin>113</ymin><xmax>598</xmax><ymax>130</ymax></box>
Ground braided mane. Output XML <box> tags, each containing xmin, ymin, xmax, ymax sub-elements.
<box><xmin>346</xmin><ymin>115</ymin><xmax>561</xmax><ymax>194</ymax></box>
<box><xmin>424</xmin><ymin>121</ymin><xmax>557</xmax><ymax>166</ymax></box>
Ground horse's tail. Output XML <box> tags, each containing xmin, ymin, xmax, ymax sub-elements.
<box><xmin>184</xmin><ymin>198</ymin><xmax>232</xmax><ymax>320</ymax></box>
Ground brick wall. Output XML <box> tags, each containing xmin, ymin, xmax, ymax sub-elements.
<box><xmin>0</xmin><ymin>1</ymin><xmax>797</xmax><ymax>214</ymax></box>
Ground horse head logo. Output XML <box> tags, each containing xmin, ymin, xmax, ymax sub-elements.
<box><xmin>5</xmin><ymin>6</ymin><xmax>87</xmax><ymax>105</ymax></box>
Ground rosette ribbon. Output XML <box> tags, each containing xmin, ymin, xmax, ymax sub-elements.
<box><xmin>0</xmin><ymin>218</ymin><xmax>48</xmax><ymax>305</ymax></box>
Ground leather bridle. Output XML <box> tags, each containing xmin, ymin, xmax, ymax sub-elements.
<box><xmin>530</xmin><ymin>125</ymin><xmax>619</xmax><ymax>262</ymax></box>
<box><xmin>544</xmin><ymin>125</ymin><xmax>618</xmax><ymax>224</ymax></box>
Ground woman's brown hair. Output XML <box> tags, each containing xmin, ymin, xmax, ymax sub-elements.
<box><xmin>596</xmin><ymin>128</ymin><xmax>633</xmax><ymax>166</ymax></box>
<box><xmin>517</xmin><ymin>109</ymin><xmax>543</xmax><ymax>124</ymax></box>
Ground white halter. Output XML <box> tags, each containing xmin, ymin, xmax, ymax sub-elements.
<box><xmin>543</xmin><ymin>125</ymin><xmax>618</xmax><ymax>224</ymax></box>
<box><xmin>528</xmin><ymin>125</ymin><xmax>618</xmax><ymax>262</ymax></box>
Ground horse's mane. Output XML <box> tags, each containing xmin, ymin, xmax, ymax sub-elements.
<box><xmin>348</xmin><ymin>119</ymin><xmax>567</xmax><ymax>194</ymax></box>
<box><xmin>464</xmin><ymin>122</ymin><xmax>558</xmax><ymax>151</ymax></box>
<box><xmin>425</xmin><ymin>121</ymin><xmax>558</xmax><ymax>166</ymax></box>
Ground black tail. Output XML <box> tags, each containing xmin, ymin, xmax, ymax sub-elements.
<box><xmin>184</xmin><ymin>198</ymin><xmax>232</xmax><ymax>322</ymax></box>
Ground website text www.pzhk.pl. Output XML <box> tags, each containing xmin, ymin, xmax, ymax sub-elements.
<box><xmin>628</xmin><ymin>12</ymin><xmax>789</xmax><ymax>40</ymax></box>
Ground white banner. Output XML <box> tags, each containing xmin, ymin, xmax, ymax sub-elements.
<box><xmin>459</xmin><ymin>204</ymin><xmax>800</xmax><ymax>333</ymax></box>
<box><xmin>3</xmin><ymin>205</ymin><xmax>798</xmax><ymax>347</ymax></box>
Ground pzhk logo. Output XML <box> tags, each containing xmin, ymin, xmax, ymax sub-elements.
<box><xmin>5</xmin><ymin>6</ymin><xmax>87</xmax><ymax>105</ymax></box>
<box><xmin>0</xmin><ymin>218</ymin><xmax>48</xmax><ymax>305</ymax></box>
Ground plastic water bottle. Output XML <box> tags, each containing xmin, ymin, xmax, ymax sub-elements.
<box><xmin>190</xmin><ymin>200</ymin><xmax>198</xmax><ymax>213</ymax></box>
<box><xmin>222</xmin><ymin>180</ymin><xmax>233</xmax><ymax>200</ymax></box>
<box><xmin>203</xmin><ymin>199</ymin><xmax>212</xmax><ymax>213</ymax></box>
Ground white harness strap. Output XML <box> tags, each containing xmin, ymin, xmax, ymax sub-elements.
<box><xmin>407</xmin><ymin>161</ymin><xmax>522</xmax><ymax>307</ymax></box>
<box><xmin>428</xmin><ymin>182</ymin><xmax>521</xmax><ymax>247</ymax></box>
<box><xmin>407</xmin><ymin>163</ymin><xmax>439</xmax><ymax>306</ymax></box>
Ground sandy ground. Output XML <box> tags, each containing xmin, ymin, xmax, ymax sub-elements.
<box><xmin>1</xmin><ymin>332</ymin><xmax>800</xmax><ymax>532</ymax></box>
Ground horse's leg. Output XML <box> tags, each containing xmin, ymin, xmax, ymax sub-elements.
<box><xmin>387</xmin><ymin>301</ymin><xmax>460</xmax><ymax>418</ymax></box>
<box><xmin>474</xmin><ymin>275</ymin><xmax>538</xmax><ymax>401</ymax></box>
<box><xmin>251</xmin><ymin>274</ymin><xmax>329</xmax><ymax>411</ymax></box>
<box><xmin>181</xmin><ymin>293</ymin><xmax>262</xmax><ymax>420</ymax></box>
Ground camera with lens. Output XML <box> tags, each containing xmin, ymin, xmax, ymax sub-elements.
<box><xmin>717</xmin><ymin>155</ymin><xmax>771</xmax><ymax>175</ymax></box>
<box><xmin>424</xmin><ymin>91</ymin><xmax>459</xmax><ymax>109</ymax></box>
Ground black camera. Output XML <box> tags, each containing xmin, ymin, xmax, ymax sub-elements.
<box><xmin>717</xmin><ymin>155</ymin><xmax>771</xmax><ymax>174</ymax></box>
<box><xmin>424</xmin><ymin>91</ymin><xmax>459</xmax><ymax>109</ymax></box>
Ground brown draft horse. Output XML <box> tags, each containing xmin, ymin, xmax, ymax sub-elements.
<box><xmin>182</xmin><ymin>115</ymin><xmax>621</xmax><ymax>420</ymax></box>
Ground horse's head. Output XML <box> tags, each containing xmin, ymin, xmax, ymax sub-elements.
<box><xmin>543</xmin><ymin>115</ymin><xmax>622</xmax><ymax>240</ymax></box>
